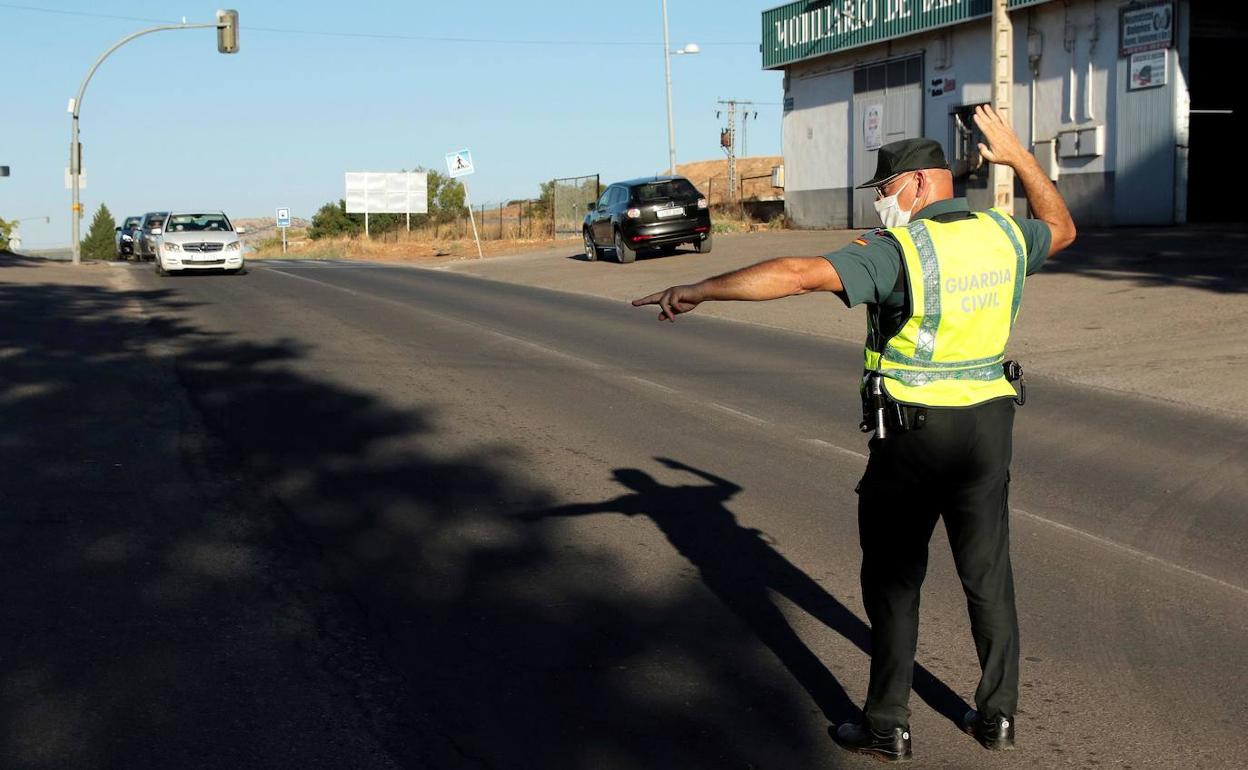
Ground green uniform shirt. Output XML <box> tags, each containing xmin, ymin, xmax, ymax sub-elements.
<box><xmin>824</xmin><ymin>198</ymin><xmax>1051</xmax><ymax>339</ymax></box>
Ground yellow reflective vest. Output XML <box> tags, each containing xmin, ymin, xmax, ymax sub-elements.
<box><xmin>863</xmin><ymin>208</ymin><xmax>1027</xmax><ymax>407</ymax></box>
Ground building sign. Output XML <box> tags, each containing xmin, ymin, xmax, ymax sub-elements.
<box><xmin>1128</xmin><ymin>49</ymin><xmax>1167</xmax><ymax>90</ymax></box>
<box><xmin>929</xmin><ymin>75</ymin><xmax>957</xmax><ymax>97</ymax></box>
<box><xmin>761</xmin><ymin>0</ymin><xmax>1051</xmax><ymax>70</ymax></box>
<box><xmin>1119</xmin><ymin>0</ymin><xmax>1174</xmax><ymax>56</ymax></box>
<box><xmin>863</xmin><ymin>103</ymin><xmax>885</xmax><ymax>150</ymax></box>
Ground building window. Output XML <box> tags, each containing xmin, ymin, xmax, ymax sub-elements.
<box><xmin>854</xmin><ymin>56</ymin><xmax>922</xmax><ymax>94</ymax></box>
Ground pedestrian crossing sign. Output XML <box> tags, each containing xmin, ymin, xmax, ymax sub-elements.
<box><xmin>446</xmin><ymin>149</ymin><xmax>475</xmax><ymax>178</ymax></box>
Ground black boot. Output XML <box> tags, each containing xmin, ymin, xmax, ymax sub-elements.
<box><xmin>962</xmin><ymin>709</ymin><xmax>1016</xmax><ymax>751</ymax></box>
<box><xmin>830</xmin><ymin>722</ymin><xmax>912</xmax><ymax>763</ymax></box>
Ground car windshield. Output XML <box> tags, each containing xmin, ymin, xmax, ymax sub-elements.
<box><xmin>124</xmin><ymin>218</ymin><xmax>142</xmax><ymax>228</ymax></box>
<box><xmin>164</xmin><ymin>214</ymin><xmax>232</xmax><ymax>233</ymax></box>
<box><xmin>633</xmin><ymin>180</ymin><xmax>700</xmax><ymax>202</ymax></box>
<box><xmin>144</xmin><ymin>214</ymin><xmax>167</xmax><ymax>228</ymax></box>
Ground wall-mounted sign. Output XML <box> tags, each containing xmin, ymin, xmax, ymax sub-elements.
<box><xmin>929</xmin><ymin>76</ymin><xmax>957</xmax><ymax>97</ymax></box>
<box><xmin>1128</xmin><ymin>49</ymin><xmax>1167</xmax><ymax>90</ymax></box>
<box><xmin>762</xmin><ymin>0</ymin><xmax>1048</xmax><ymax>70</ymax></box>
<box><xmin>863</xmin><ymin>103</ymin><xmax>884</xmax><ymax>150</ymax></box>
<box><xmin>1120</xmin><ymin>0</ymin><xmax>1174</xmax><ymax>56</ymax></box>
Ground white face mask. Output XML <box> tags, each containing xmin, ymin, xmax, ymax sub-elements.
<box><xmin>873</xmin><ymin>176</ymin><xmax>919</xmax><ymax>228</ymax></box>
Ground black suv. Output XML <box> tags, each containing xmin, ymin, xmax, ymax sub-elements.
<box><xmin>115</xmin><ymin>215</ymin><xmax>142</xmax><ymax>259</ymax></box>
<box><xmin>583</xmin><ymin>176</ymin><xmax>712</xmax><ymax>263</ymax></box>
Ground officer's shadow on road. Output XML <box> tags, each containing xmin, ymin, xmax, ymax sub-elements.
<box><xmin>518</xmin><ymin>457</ymin><xmax>970</xmax><ymax>728</ymax></box>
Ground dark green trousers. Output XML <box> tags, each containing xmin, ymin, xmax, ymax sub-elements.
<box><xmin>856</xmin><ymin>397</ymin><xmax>1019</xmax><ymax>731</ymax></box>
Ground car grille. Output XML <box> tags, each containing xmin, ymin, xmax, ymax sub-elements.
<box><xmin>184</xmin><ymin>259</ymin><xmax>226</xmax><ymax>266</ymax></box>
<box><xmin>182</xmin><ymin>242</ymin><xmax>225</xmax><ymax>253</ymax></box>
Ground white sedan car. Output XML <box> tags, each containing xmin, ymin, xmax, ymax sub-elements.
<box><xmin>154</xmin><ymin>211</ymin><xmax>246</xmax><ymax>276</ymax></box>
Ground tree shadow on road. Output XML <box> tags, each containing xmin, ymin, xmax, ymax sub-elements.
<box><xmin>0</xmin><ymin>257</ymin><xmax>855</xmax><ymax>769</ymax></box>
<box><xmin>519</xmin><ymin>457</ymin><xmax>970</xmax><ymax>730</ymax></box>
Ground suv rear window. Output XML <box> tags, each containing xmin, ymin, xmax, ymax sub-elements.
<box><xmin>632</xmin><ymin>180</ymin><xmax>700</xmax><ymax>202</ymax></box>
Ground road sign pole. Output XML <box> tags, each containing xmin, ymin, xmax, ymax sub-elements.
<box><xmin>463</xmin><ymin>179</ymin><xmax>484</xmax><ymax>260</ymax></box>
<box><xmin>282</xmin><ymin>227</ymin><xmax>287</xmax><ymax>254</ymax></box>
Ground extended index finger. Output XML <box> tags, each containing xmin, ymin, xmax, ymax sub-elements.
<box><xmin>632</xmin><ymin>292</ymin><xmax>663</xmax><ymax>307</ymax></box>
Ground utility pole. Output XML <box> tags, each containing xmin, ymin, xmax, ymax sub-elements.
<box><xmin>717</xmin><ymin>99</ymin><xmax>755</xmax><ymax>204</ymax></box>
<box><xmin>990</xmin><ymin>0</ymin><xmax>1014</xmax><ymax>211</ymax></box>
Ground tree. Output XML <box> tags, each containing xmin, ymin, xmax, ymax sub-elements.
<box><xmin>80</xmin><ymin>204</ymin><xmax>116</xmax><ymax>260</ymax></box>
<box><xmin>431</xmin><ymin>172</ymin><xmax>466</xmax><ymax>223</ymax></box>
<box><xmin>0</xmin><ymin>217</ymin><xmax>12</xmax><ymax>251</ymax></box>
<box><xmin>307</xmin><ymin>200</ymin><xmax>361</xmax><ymax>240</ymax></box>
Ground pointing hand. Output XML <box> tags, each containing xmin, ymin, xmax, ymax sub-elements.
<box><xmin>632</xmin><ymin>285</ymin><xmax>704</xmax><ymax>322</ymax></box>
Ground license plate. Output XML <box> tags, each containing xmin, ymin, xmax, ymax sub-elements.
<box><xmin>656</xmin><ymin>206</ymin><xmax>684</xmax><ymax>219</ymax></box>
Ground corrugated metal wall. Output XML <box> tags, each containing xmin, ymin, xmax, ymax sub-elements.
<box><xmin>1113</xmin><ymin>48</ymin><xmax>1176</xmax><ymax>225</ymax></box>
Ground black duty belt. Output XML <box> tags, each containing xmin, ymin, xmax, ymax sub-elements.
<box><xmin>860</xmin><ymin>360</ymin><xmax>1027</xmax><ymax>438</ymax></box>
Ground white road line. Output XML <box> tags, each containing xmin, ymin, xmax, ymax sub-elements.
<box><xmin>267</xmin><ymin>267</ymin><xmax>603</xmax><ymax>370</ymax></box>
<box><xmin>709</xmin><ymin>403</ymin><xmax>768</xmax><ymax>425</ymax></box>
<box><xmin>627</xmin><ymin>376</ymin><xmax>678</xmax><ymax>394</ymax></box>
<box><xmin>482</xmin><ymin>329</ymin><xmax>605</xmax><ymax>370</ymax></box>
<box><xmin>268</xmin><ymin>267</ymin><xmax>367</xmax><ymax>297</ymax></box>
<box><xmin>1013</xmin><ymin>506</ymin><xmax>1248</xmax><ymax>600</ymax></box>
<box><xmin>803</xmin><ymin>438</ymin><xmax>868</xmax><ymax>460</ymax></box>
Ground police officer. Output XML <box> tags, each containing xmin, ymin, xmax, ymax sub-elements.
<box><xmin>633</xmin><ymin>105</ymin><xmax>1076</xmax><ymax>763</ymax></box>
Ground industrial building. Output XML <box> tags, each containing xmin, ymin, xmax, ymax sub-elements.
<box><xmin>763</xmin><ymin>1</ymin><xmax>1242</xmax><ymax>228</ymax></box>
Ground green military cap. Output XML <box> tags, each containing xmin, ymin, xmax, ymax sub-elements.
<box><xmin>857</xmin><ymin>138</ymin><xmax>949</xmax><ymax>188</ymax></box>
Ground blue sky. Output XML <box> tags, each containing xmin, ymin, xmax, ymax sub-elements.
<box><xmin>1</xmin><ymin>1</ymin><xmax>782</xmax><ymax>248</ymax></box>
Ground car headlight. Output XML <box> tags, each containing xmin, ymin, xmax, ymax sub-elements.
<box><xmin>225</xmin><ymin>241</ymin><xmax>242</xmax><ymax>251</ymax></box>
<box><xmin>121</xmin><ymin>234</ymin><xmax>133</xmax><ymax>242</ymax></box>
<box><xmin>163</xmin><ymin>242</ymin><xmax>180</xmax><ymax>252</ymax></box>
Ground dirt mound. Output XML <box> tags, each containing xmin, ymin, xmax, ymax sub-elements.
<box><xmin>676</xmin><ymin>156</ymin><xmax>783</xmax><ymax>204</ymax></box>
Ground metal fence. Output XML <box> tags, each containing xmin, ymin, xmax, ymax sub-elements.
<box><xmin>552</xmin><ymin>175</ymin><xmax>600</xmax><ymax>238</ymax></box>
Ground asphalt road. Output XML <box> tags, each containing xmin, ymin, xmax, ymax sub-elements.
<box><xmin>3</xmin><ymin>254</ymin><xmax>1244</xmax><ymax>769</ymax></box>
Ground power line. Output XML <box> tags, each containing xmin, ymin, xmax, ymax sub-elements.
<box><xmin>0</xmin><ymin>2</ymin><xmax>756</xmax><ymax>47</ymax></box>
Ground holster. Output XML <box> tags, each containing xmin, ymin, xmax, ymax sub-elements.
<box><xmin>859</xmin><ymin>375</ymin><xmax>927</xmax><ymax>435</ymax></box>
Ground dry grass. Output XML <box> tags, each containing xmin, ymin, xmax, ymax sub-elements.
<box><xmin>250</xmin><ymin>228</ymin><xmax>579</xmax><ymax>263</ymax></box>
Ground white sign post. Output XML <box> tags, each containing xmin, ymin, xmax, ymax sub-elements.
<box><xmin>276</xmin><ymin>206</ymin><xmax>290</xmax><ymax>254</ymax></box>
<box><xmin>446</xmin><ymin>149</ymin><xmax>483</xmax><ymax>259</ymax></box>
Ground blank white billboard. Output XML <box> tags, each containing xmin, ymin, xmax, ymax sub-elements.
<box><xmin>344</xmin><ymin>171</ymin><xmax>429</xmax><ymax>214</ymax></box>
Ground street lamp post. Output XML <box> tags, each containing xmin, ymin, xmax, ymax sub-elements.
<box><xmin>661</xmin><ymin>0</ymin><xmax>698</xmax><ymax>175</ymax></box>
<box><xmin>8</xmin><ymin>216</ymin><xmax>51</xmax><ymax>253</ymax></box>
<box><xmin>68</xmin><ymin>11</ymin><xmax>238</xmax><ymax>265</ymax></box>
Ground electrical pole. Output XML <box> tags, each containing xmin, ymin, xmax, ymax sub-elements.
<box><xmin>717</xmin><ymin>99</ymin><xmax>756</xmax><ymax>204</ymax></box>
<box><xmin>990</xmin><ymin>0</ymin><xmax>1014</xmax><ymax>211</ymax></box>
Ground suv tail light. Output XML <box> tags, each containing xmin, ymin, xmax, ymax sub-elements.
<box><xmin>626</xmin><ymin>208</ymin><xmax>641</xmax><ymax>219</ymax></box>
<box><xmin>697</xmin><ymin>198</ymin><xmax>708</xmax><ymax>209</ymax></box>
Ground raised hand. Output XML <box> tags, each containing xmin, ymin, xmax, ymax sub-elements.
<box><xmin>973</xmin><ymin>104</ymin><xmax>1029</xmax><ymax>169</ymax></box>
